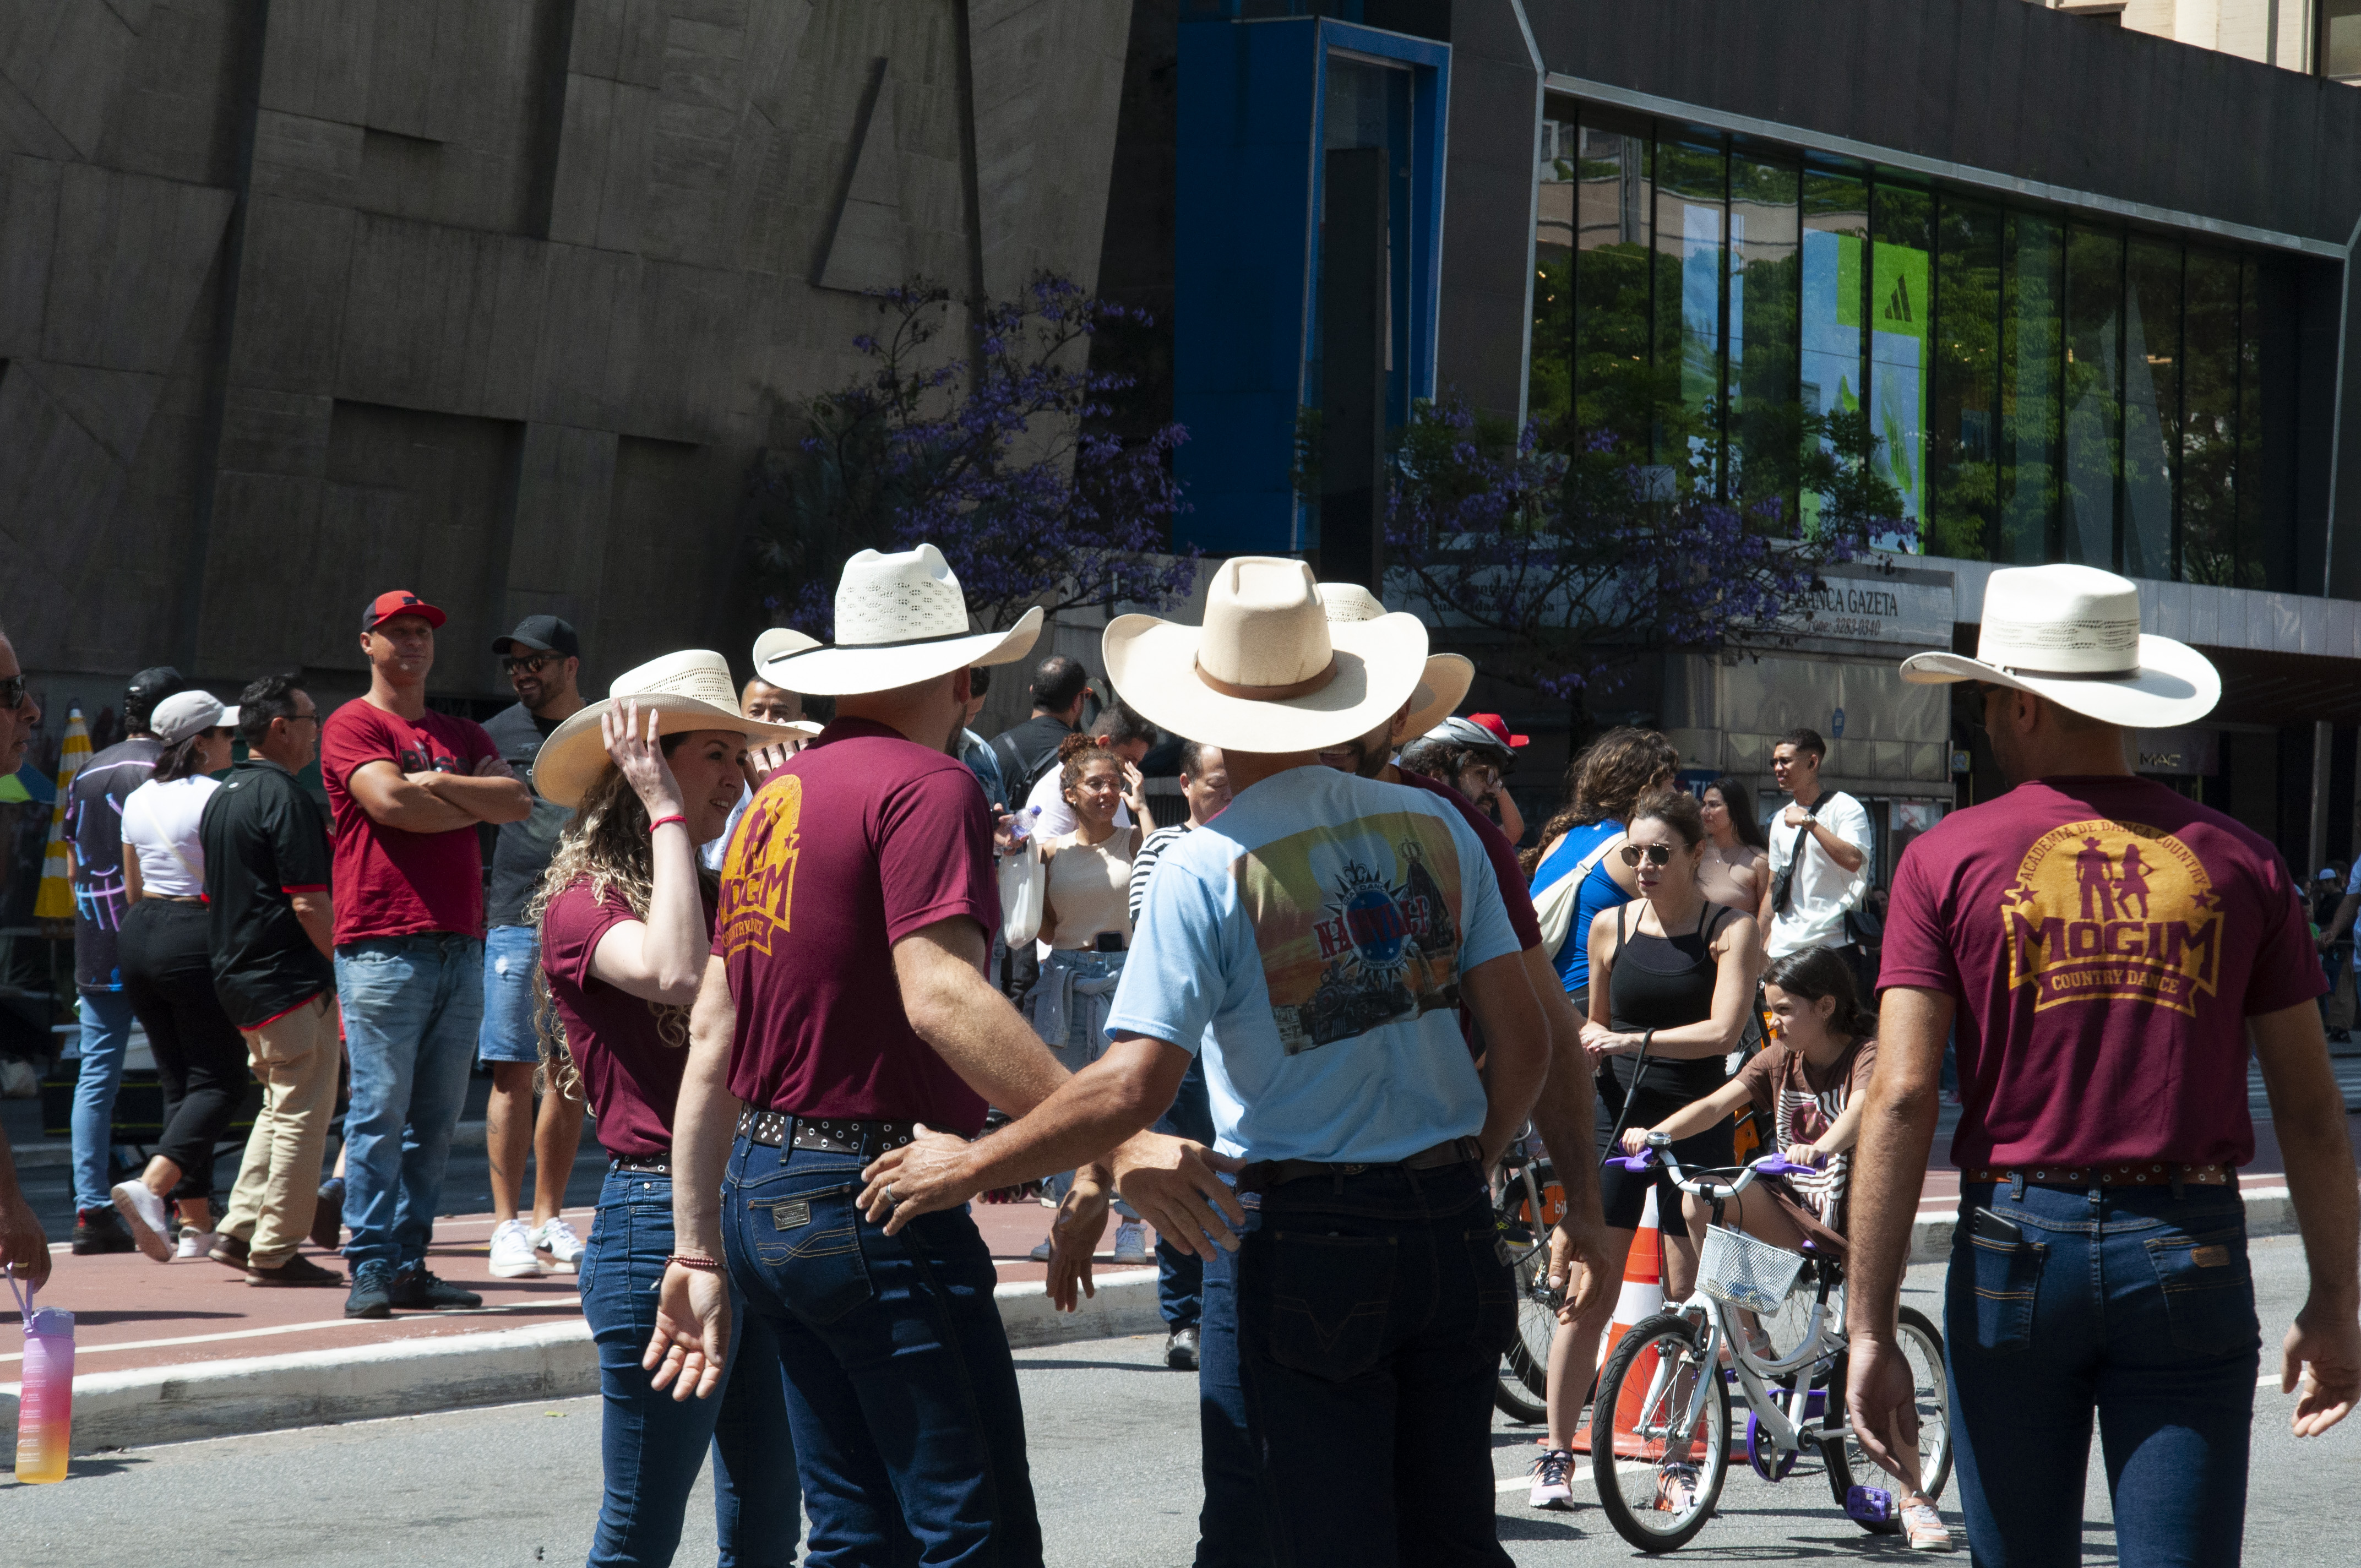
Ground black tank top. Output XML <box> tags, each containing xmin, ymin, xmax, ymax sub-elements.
<box><xmin>1607</xmin><ymin>901</ymin><xmax>1736</xmax><ymax>1102</ymax></box>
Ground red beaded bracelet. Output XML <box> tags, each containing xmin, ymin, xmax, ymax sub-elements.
<box><xmin>648</xmin><ymin>813</ymin><xmax>687</xmax><ymax>833</ymax></box>
<box><xmin>665</xmin><ymin>1253</ymin><xmax>722</xmax><ymax>1273</ymax></box>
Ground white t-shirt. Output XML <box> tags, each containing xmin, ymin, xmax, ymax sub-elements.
<box><xmin>1105</xmin><ymin>767</ymin><xmax>1519</xmax><ymax>1164</ymax></box>
<box><xmin>1026</xmin><ymin>764</ymin><xmax>1132</xmax><ymax>841</ymax></box>
<box><xmin>121</xmin><ymin>776</ymin><xmax>222</xmax><ymax>897</ymax></box>
<box><xmin>1764</xmin><ymin>788</ymin><xmax>1873</xmax><ymax>957</ymax></box>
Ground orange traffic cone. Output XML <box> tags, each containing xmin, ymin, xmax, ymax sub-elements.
<box><xmin>1573</xmin><ymin>1189</ymin><xmax>1665</xmax><ymax>1457</ymax></box>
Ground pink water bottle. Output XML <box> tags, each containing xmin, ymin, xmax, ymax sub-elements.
<box><xmin>12</xmin><ymin>1278</ymin><xmax>72</xmax><ymax>1484</ymax></box>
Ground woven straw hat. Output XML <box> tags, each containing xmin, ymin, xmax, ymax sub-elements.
<box><xmin>1318</xmin><ymin>582</ymin><xmax>1472</xmax><ymax>739</ymax></box>
<box><xmin>535</xmin><ymin>650</ymin><xmax>819</xmax><ymax>809</ymax></box>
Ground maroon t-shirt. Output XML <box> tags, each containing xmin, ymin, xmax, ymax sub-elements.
<box><xmin>1880</xmin><ymin>775</ymin><xmax>2322</xmax><ymax>1169</ymax></box>
<box><xmin>320</xmin><ymin>700</ymin><xmax>498</xmax><ymax>945</ymax></box>
<box><xmin>713</xmin><ymin>717</ymin><xmax>999</xmax><ymax>1133</ymax></box>
<box><xmin>541</xmin><ymin>880</ymin><xmax>717</xmax><ymax>1157</ymax></box>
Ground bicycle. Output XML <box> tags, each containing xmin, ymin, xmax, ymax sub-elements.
<box><xmin>1587</xmin><ymin>1134</ymin><xmax>1951</xmax><ymax>1553</ymax></box>
<box><xmin>1490</xmin><ymin>1138</ymin><xmax>1561</xmax><ymax>1423</ymax></box>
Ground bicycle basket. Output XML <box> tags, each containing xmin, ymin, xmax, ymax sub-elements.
<box><xmin>1698</xmin><ymin>1223</ymin><xmax>1805</xmax><ymax>1315</ymax></box>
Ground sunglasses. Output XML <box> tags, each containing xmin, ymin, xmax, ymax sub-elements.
<box><xmin>501</xmin><ymin>652</ymin><xmax>560</xmax><ymax>675</ymax></box>
<box><xmin>0</xmin><ymin>675</ymin><xmax>25</xmax><ymax>711</ymax></box>
<box><xmin>1619</xmin><ymin>843</ymin><xmax>1677</xmax><ymax>868</ymax></box>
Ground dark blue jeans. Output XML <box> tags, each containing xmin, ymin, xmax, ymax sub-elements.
<box><xmin>1234</xmin><ymin>1162</ymin><xmax>1515</xmax><ymax>1568</ymax></box>
<box><xmin>722</xmin><ymin>1136</ymin><xmax>1042</xmax><ymax>1568</ymax></box>
<box><xmin>1155</xmin><ymin>1056</ymin><xmax>1214</xmax><ymax>1329</ymax></box>
<box><xmin>579</xmin><ymin>1167</ymin><xmax>801</xmax><ymax>1567</ymax></box>
<box><xmin>1196</xmin><ymin>1193</ymin><xmax>1270</xmax><ymax>1568</ymax></box>
<box><xmin>1945</xmin><ymin>1180</ymin><xmax>2261</xmax><ymax>1567</ymax></box>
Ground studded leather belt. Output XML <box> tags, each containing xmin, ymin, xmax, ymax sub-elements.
<box><xmin>611</xmin><ymin>1153</ymin><xmax>672</xmax><ymax>1175</ymax></box>
<box><xmin>1238</xmin><ymin>1136</ymin><xmax>1483</xmax><ymax>1195</ymax></box>
<box><xmin>737</xmin><ymin>1108</ymin><xmax>918</xmax><ymax>1159</ymax></box>
<box><xmin>1967</xmin><ymin>1162</ymin><xmax>2233</xmax><ymax>1188</ymax></box>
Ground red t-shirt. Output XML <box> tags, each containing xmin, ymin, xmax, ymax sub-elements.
<box><xmin>541</xmin><ymin>879</ymin><xmax>715</xmax><ymax>1158</ymax></box>
<box><xmin>1879</xmin><ymin>776</ymin><xmax>2322</xmax><ymax>1169</ymax></box>
<box><xmin>320</xmin><ymin>700</ymin><xmax>498</xmax><ymax>944</ymax></box>
<box><xmin>712</xmin><ymin>717</ymin><xmax>999</xmax><ymax>1133</ymax></box>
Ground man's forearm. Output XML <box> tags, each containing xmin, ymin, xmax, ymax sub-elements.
<box><xmin>1844</xmin><ymin>1001</ymin><xmax>1945</xmax><ymax>1335</ymax></box>
<box><xmin>1527</xmin><ymin>995</ymin><xmax>1603</xmax><ymax>1226</ymax></box>
<box><xmin>672</xmin><ymin>962</ymin><xmax>741</xmax><ymax>1258</ymax></box>
<box><xmin>420</xmin><ymin>772</ymin><xmax>532</xmax><ymax>824</ymax></box>
<box><xmin>291</xmin><ymin>893</ymin><xmax>334</xmax><ymax>957</ymax></box>
<box><xmin>2255</xmin><ymin>1008</ymin><xmax>2361</xmax><ymax>1312</ymax></box>
<box><xmin>946</xmin><ymin>1068</ymin><xmax>1171</xmax><ymax>1197</ymax></box>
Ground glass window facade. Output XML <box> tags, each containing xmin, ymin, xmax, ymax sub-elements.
<box><xmin>1529</xmin><ymin>101</ymin><xmax>2305</xmax><ymax>588</ymax></box>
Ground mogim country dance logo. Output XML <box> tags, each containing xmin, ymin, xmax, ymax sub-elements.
<box><xmin>2003</xmin><ymin>819</ymin><xmax>2221</xmax><ymax>1015</ymax></box>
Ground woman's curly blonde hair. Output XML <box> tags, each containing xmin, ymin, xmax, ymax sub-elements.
<box><xmin>523</xmin><ymin>747</ymin><xmax>719</xmax><ymax>1101</ymax></box>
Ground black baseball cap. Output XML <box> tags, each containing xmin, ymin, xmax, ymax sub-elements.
<box><xmin>493</xmin><ymin>615</ymin><xmax>580</xmax><ymax>659</ymax></box>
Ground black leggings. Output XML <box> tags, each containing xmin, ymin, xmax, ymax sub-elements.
<box><xmin>118</xmin><ymin>899</ymin><xmax>249</xmax><ymax>1203</ymax></box>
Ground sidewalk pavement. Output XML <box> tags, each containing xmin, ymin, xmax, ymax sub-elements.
<box><xmin>4</xmin><ymin>1120</ymin><xmax>2351</xmax><ymax>1455</ymax></box>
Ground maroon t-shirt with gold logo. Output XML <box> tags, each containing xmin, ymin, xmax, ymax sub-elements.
<box><xmin>1880</xmin><ymin>775</ymin><xmax>2322</xmax><ymax>1170</ymax></box>
<box><xmin>712</xmin><ymin>717</ymin><xmax>999</xmax><ymax>1134</ymax></box>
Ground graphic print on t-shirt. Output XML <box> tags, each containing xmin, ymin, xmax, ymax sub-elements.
<box><xmin>717</xmin><ymin>774</ymin><xmax>803</xmax><ymax>959</ymax></box>
<box><xmin>1236</xmin><ymin>810</ymin><xmax>1468</xmax><ymax>1055</ymax></box>
<box><xmin>2004</xmin><ymin>819</ymin><xmax>2222</xmax><ymax>1014</ymax></box>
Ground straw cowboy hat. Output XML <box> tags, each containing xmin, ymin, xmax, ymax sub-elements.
<box><xmin>757</xmin><ymin>543</ymin><xmax>1041</xmax><ymax>696</ymax></box>
<box><xmin>750</xmin><ymin>625</ymin><xmax>819</xmax><ymax>673</ymax></box>
<box><xmin>1105</xmin><ymin>558</ymin><xmax>1431</xmax><ymax>753</ymax></box>
<box><xmin>1319</xmin><ymin>582</ymin><xmax>1472</xmax><ymax>738</ymax></box>
<box><xmin>1900</xmin><ymin>563</ymin><xmax>2219</xmax><ymax>729</ymax></box>
<box><xmin>535</xmin><ymin>651</ymin><xmax>820</xmax><ymax>809</ymax></box>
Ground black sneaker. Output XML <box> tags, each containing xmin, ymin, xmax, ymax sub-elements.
<box><xmin>248</xmin><ymin>1253</ymin><xmax>345</xmax><ymax>1288</ymax></box>
<box><xmin>310</xmin><ymin>1178</ymin><xmax>345</xmax><ymax>1253</ymax></box>
<box><xmin>346</xmin><ymin>1259</ymin><xmax>395</xmax><ymax>1319</ymax></box>
<box><xmin>390</xmin><ymin>1266</ymin><xmax>482</xmax><ymax>1310</ymax></box>
<box><xmin>1165</xmin><ymin>1322</ymin><xmax>1201</xmax><ymax>1371</ymax></box>
<box><xmin>209</xmin><ymin>1233</ymin><xmax>252</xmax><ymax>1270</ymax></box>
<box><xmin>73</xmin><ymin>1206</ymin><xmax>137</xmax><ymax>1255</ymax></box>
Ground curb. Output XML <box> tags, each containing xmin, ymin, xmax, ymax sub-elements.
<box><xmin>2</xmin><ymin>1270</ymin><xmax>1166</xmax><ymax>1455</ymax></box>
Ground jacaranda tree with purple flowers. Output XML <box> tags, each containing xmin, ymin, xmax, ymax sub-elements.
<box><xmin>1383</xmin><ymin>396</ymin><xmax>1910</xmax><ymax>698</ymax></box>
<box><xmin>748</xmin><ymin>275</ymin><xmax>1196</xmax><ymax>636</ymax></box>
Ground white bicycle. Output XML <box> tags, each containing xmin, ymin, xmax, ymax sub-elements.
<box><xmin>1588</xmin><ymin>1134</ymin><xmax>1952</xmax><ymax>1553</ymax></box>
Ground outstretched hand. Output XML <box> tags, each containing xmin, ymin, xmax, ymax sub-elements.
<box><xmin>1111</xmin><ymin>1132</ymin><xmax>1248</xmax><ymax>1261</ymax></box>
<box><xmin>1046</xmin><ymin>1176</ymin><xmax>1114</xmax><ymax>1313</ymax></box>
<box><xmin>644</xmin><ymin>1260</ymin><xmax>731</xmax><ymax>1402</ymax></box>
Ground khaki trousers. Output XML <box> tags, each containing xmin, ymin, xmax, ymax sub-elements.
<box><xmin>221</xmin><ymin>993</ymin><xmax>341</xmax><ymax>1268</ymax></box>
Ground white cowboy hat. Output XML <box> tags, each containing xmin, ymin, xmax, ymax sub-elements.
<box><xmin>750</xmin><ymin>626</ymin><xmax>819</xmax><ymax>674</ymax></box>
<box><xmin>1900</xmin><ymin>564</ymin><xmax>2219</xmax><ymax>728</ymax></box>
<box><xmin>535</xmin><ymin>651</ymin><xmax>820</xmax><ymax>809</ymax></box>
<box><xmin>1105</xmin><ymin>558</ymin><xmax>1430</xmax><ymax>754</ymax></box>
<box><xmin>757</xmin><ymin>543</ymin><xmax>1042</xmax><ymax>696</ymax></box>
<box><xmin>1319</xmin><ymin>582</ymin><xmax>1473</xmax><ymax>738</ymax></box>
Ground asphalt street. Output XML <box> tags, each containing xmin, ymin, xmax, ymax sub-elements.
<box><xmin>6</xmin><ymin>1237</ymin><xmax>2353</xmax><ymax>1565</ymax></box>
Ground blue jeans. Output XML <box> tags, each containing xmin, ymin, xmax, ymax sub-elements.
<box><xmin>579</xmin><ymin>1167</ymin><xmax>801</xmax><ymax>1567</ymax></box>
<box><xmin>1154</xmin><ymin>1055</ymin><xmax>1213</xmax><ymax>1329</ymax></box>
<box><xmin>722</xmin><ymin>1136</ymin><xmax>1042</xmax><ymax>1568</ymax></box>
<box><xmin>477</xmin><ymin>925</ymin><xmax>541</xmax><ymax>1065</ymax></box>
<box><xmin>1195</xmin><ymin>1192</ymin><xmax>1270</xmax><ymax>1568</ymax></box>
<box><xmin>334</xmin><ymin>934</ymin><xmax>485</xmax><ymax>1272</ymax></box>
<box><xmin>1945</xmin><ymin>1180</ymin><xmax>2261</xmax><ymax>1567</ymax></box>
<box><xmin>70</xmin><ymin>992</ymin><xmax>137</xmax><ymax>1211</ymax></box>
<box><xmin>1235</xmin><ymin>1163</ymin><xmax>1514</xmax><ymax>1568</ymax></box>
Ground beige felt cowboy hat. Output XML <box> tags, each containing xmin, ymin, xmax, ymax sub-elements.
<box><xmin>535</xmin><ymin>651</ymin><xmax>820</xmax><ymax>809</ymax></box>
<box><xmin>1104</xmin><ymin>558</ymin><xmax>1430</xmax><ymax>753</ymax></box>
<box><xmin>1319</xmin><ymin>582</ymin><xmax>1472</xmax><ymax>738</ymax></box>
<box><xmin>757</xmin><ymin>543</ymin><xmax>1041</xmax><ymax>696</ymax></box>
<box><xmin>1900</xmin><ymin>563</ymin><xmax>2219</xmax><ymax>729</ymax></box>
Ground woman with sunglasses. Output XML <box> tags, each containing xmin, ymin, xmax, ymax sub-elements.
<box><xmin>1527</xmin><ymin>787</ymin><xmax>1759</xmax><ymax>1506</ymax></box>
<box><xmin>110</xmin><ymin>692</ymin><xmax>246</xmax><ymax>1263</ymax></box>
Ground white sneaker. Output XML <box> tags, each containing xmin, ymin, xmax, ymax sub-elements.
<box><xmin>111</xmin><ymin>1180</ymin><xmax>173</xmax><ymax>1262</ymax></box>
<box><xmin>176</xmin><ymin>1229</ymin><xmax>224</xmax><ymax>1262</ymax></box>
<box><xmin>531</xmin><ymin>1217</ymin><xmax>584</xmax><ymax>1273</ymax></box>
<box><xmin>1112</xmin><ymin>1219</ymin><xmax>1149</xmax><ymax>1264</ymax></box>
<box><xmin>1528</xmin><ymin>1446</ymin><xmax>1575</xmax><ymax>1509</ymax></box>
<box><xmin>1902</xmin><ymin>1500</ymin><xmax>1954</xmax><ymax>1551</ymax></box>
<box><xmin>1029</xmin><ymin>1237</ymin><xmax>1055</xmax><ymax>1262</ymax></box>
<box><xmin>488</xmin><ymin>1217</ymin><xmax>541</xmax><ymax>1278</ymax></box>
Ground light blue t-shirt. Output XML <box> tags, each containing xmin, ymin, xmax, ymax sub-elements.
<box><xmin>1103</xmin><ymin>766</ymin><xmax>1521</xmax><ymax>1164</ymax></box>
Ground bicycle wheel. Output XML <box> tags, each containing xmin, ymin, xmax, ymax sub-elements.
<box><xmin>1590</xmin><ymin>1311</ymin><xmax>1731</xmax><ymax>1553</ymax></box>
<box><xmin>1820</xmin><ymin>1306</ymin><xmax>1952</xmax><ymax>1530</ymax></box>
<box><xmin>1493</xmin><ymin>1175</ymin><xmax>1558</xmax><ymax>1417</ymax></box>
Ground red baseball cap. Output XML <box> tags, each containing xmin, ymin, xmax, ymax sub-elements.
<box><xmin>1467</xmin><ymin>712</ymin><xmax>1528</xmax><ymax>749</ymax></box>
<box><xmin>361</xmin><ymin>590</ymin><xmax>447</xmax><ymax>634</ymax></box>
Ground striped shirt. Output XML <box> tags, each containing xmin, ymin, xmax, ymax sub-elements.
<box><xmin>1127</xmin><ymin>824</ymin><xmax>1190</xmax><ymax>925</ymax></box>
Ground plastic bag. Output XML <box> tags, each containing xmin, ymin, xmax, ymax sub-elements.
<box><xmin>1000</xmin><ymin>839</ymin><xmax>1045</xmax><ymax>946</ymax></box>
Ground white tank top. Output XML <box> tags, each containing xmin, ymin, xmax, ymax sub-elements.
<box><xmin>1045</xmin><ymin>831</ymin><xmax>1133</xmax><ymax>950</ymax></box>
<box><xmin>121</xmin><ymin>776</ymin><xmax>220</xmax><ymax>897</ymax></box>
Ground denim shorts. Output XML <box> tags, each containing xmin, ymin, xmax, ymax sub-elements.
<box><xmin>477</xmin><ymin>925</ymin><xmax>541</xmax><ymax>1065</ymax></box>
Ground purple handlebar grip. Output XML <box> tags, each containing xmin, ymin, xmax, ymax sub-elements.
<box><xmin>1753</xmin><ymin>1156</ymin><xmax>1823</xmax><ymax>1177</ymax></box>
<box><xmin>1604</xmin><ymin>1150</ymin><xmax>1657</xmax><ymax>1172</ymax></box>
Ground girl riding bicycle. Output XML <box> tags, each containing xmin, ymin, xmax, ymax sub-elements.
<box><xmin>1617</xmin><ymin>945</ymin><xmax>1951</xmax><ymax>1550</ymax></box>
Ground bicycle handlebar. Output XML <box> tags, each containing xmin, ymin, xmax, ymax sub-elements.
<box><xmin>1601</xmin><ymin>1145</ymin><xmax>1824</xmax><ymax>1194</ymax></box>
